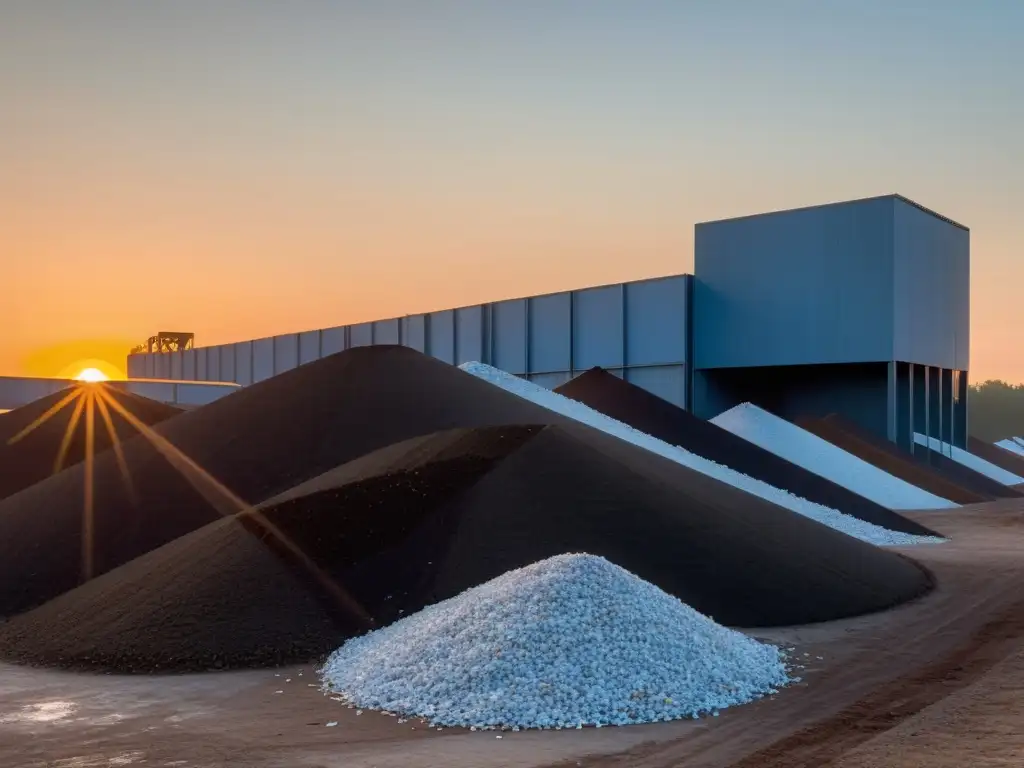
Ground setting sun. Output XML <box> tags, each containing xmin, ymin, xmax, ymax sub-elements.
<box><xmin>74</xmin><ymin>367</ymin><xmax>109</xmax><ymax>383</ymax></box>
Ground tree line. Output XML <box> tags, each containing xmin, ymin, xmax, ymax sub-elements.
<box><xmin>969</xmin><ymin>380</ymin><xmax>1024</xmax><ymax>443</ymax></box>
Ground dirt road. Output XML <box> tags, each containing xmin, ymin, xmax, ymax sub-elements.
<box><xmin>3</xmin><ymin>505</ymin><xmax>1024</xmax><ymax>768</ymax></box>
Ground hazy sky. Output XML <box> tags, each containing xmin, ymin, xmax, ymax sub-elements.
<box><xmin>2</xmin><ymin>1</ymin><xmax>1022</xmax><ymax>381</ymax></box>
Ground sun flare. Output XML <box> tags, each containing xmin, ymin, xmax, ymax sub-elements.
<box><xmin>74</xmin><ymin>368</ymin><xmax>109</xmax><ymax>383</ymax></box>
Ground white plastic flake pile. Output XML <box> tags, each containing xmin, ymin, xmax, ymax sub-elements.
<box><xmin>458</xmin><ymin>362</ymin><xmax>943</xmax><ymax>546</ymax></box>
<box><xmin>710</xmin><ymin>403</ymin><xmax>957</xmax><ymax>511</ymax></box>
<box><xmin>320</xmin><ymin>554</ymin><xmax>792</xmax><ymax>728</ymax></box>
<box><xmin>915</xmin><ymin>433</ymin><xmax>1024</xmax><ymax>486</ymax></box>
<box><xmin>995</xmin><ymin>439</ymin><xmax>1024</xmax><ymax>457</ymax></box>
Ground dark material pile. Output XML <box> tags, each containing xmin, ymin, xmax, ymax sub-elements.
<box><xmin>0</xmin><ymin>385</ymin><xmax>182</xmax><ymax>502</ymax></box>
<box><xmin>908</xmin><ymin>444</ymin><xmax>1023</xmax><ymax>500</ymax></box>
<box><xmin>0</xmin><ymin>423</ymin><xmax>933</xmax><ymax>673</ymax></box>
<box><xmin>968</xmin><ymin>436</ymin><xmax>1024</xmax><ymax>478</ymax></box>
<box><xmin>0</xmin><ymin>345</ymin><xmax>601</xmax><ymax>618</ymax></box>
<box><xmin>554</xmin><ymin>367</ymin><xmax>937</xmax><ymax>536</ymax></box>
<box><xmin>801</xmin><ymin>415</ymin><xmax>1019</xmax><ymax>502</ymax></box>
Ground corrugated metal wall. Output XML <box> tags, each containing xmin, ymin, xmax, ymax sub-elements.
<box><xmin>126</xmin><ymin>274</ymin><xmax>692</xmax><ymax>407</ymax></box>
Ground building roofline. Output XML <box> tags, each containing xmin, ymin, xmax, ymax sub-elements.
<box><xmin>127</xmin><ymin>272</ymin><xmax>695</xmax><ymax>355</ymax></box>
<box><xmin>696</xmin><ymin>193</ymin><xmax>969</xmax><ymax>232</ymax></box>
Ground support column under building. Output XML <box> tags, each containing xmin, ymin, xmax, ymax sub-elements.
<box><xmin>940</xmin><ymin>368</ymin><xmax>953</xmax><ymax>447</ymax></box>
<box><xmin>913</xmin><ymin>364</ymin><xmax>928</xmax><ymax>456</ymax></box>
<box><xmin>896</xmin><ymin>362</ymin><xmax>913</xmax><ymax>452</ymax></box>
<box><xmin>886</xmin><ymin>362</ymin><xmax>897</xmax><ymax>443</ymax></box>
<box><xmin>928</xmin><ymin>366</ymin><xmax>942</xmax><ymax>455</ymax></box>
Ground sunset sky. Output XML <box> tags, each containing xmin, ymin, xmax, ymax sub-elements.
<box><xmin>2</xmin><ymin>1</ymin><xmax>1022</xmax><ymax>383</ymax></box>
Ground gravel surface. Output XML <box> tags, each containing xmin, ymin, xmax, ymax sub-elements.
<box><xmin>711</xmin><ymin>403</ymin><xmax>957</xmax><ymax>511</ymax></box>
<box><xmin>321</xmin><ymin>554</ymin><xmax>792</xmax><ymax>729</ymax></box>
<box><xmin>459</xmin><ymin>363</ymin><xmax>944</xmax><ymax>546</ymax></box>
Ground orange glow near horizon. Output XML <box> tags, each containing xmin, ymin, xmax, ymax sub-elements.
<box><xmin>3</xmin><ymin>5</ymin><xmax>1024</xmax><ymax>383</ymax></box>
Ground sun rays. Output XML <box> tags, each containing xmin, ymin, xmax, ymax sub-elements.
<box><xmin>4</xmin><ymin>382</ymin><xmax>370</xmax><ymax>624</ymax></box>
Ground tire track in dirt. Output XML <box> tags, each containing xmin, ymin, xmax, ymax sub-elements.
<box><xmin>727</xmin><ymin>595</ymin><xmax>1024</xmax><ymax>768</ymax></box>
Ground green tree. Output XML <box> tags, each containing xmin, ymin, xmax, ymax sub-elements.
<box><xmin>969</xmin><ymin>380</ymin><xmax>1024</xmax><ymax>443</ymax></box>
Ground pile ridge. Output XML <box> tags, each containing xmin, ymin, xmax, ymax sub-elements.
<box><xmin>796</xmin><ymin>414</ymin><xmax>997</xmax><ymax>504</ymax></box>
<box><xmin>711</xmin><ymin>403</ymin><xmax>958</xmax><ymax>511</ymax></box>
<box><xmin>555</xmin><ymin>368</ymin><xmax>937</xmax><ymax>536</ymax></box>
<box><xmin>916</xmin><ymin>434</ymin><xmax>1024</xmax><ymax>486</ymax></box>
<box><xmin>968</xmin><ymin>436</ymin><xmax>1024</xmax><ymax>476</ymax></box>
<box><xmin>995</xmin><ymin>439</ymin><xmax>1024</xmax><ymax>456</ymax></box>
<box><xmin>321</xmin><ymin>554</ymin><xmax>792</xmax><ymax>729</ymax></box>
<box><xmin>459</xmin><ymin>363</ymin><xmax>944</xmax><ymax>546</ymax></box>
<box><xmin>0</xmin><ymin>384</ymin><xmax>182</xmax><ymax>502</ymax></box>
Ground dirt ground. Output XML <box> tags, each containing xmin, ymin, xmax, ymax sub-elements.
<box><xmin>4</xmin><ymin>504</ymin><xmax>1024</xmax><ymax>768</ymax></box>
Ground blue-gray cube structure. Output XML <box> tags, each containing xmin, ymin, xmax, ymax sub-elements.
<box><xmin>692</xmin><ymin>194</ymin><xmax>969</xmax><ymax>448</ymax></box>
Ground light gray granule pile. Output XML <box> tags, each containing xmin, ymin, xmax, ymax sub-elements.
<box><xmin>320</xmin><ymin>554</ymin><xmax>791</xmax><ymax>729</ymax></box>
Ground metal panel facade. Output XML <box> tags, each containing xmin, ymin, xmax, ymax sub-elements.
<box><xmin>207</xmin><ymin>345</ymin><xmax>222</xmax><ymax>381</ymax></box>
<box><xmin>491</xmin><ymin>299</ymin><xmax>528</xmax><ymax>374</ymax></box>
<box><xmin>127</xmin><ymin>356</ymin><xmax>144</xmax><ymax>378</ymax></box>
<box><xmin>252</xmin><ymin>338</ymin><xmax>275</xmax><ymax>382</ymax></box>
<box><xmin>429</xmin><ymin>310</ymin><xmax>456</xmax><ymax>363</ymax></box>
<box><xmin>182</xmin><ymin>349</ymin><xmax>196</xmax><ymax>380</ymax></box>
<box><xmin>625</xmin><ymin>277</ymin><xmax>689</xmax><ymax>365</ymax></box>
<box><xmin>694</xmin><ymin>196</ymin><xmax>896</xmax><ymax>369</ymax></box>
<box><xmin>170</xmin><ymin>352</ymin><xmax>183</xmax><ymax>380</ymax></box>
<box><xmin>235</xmin><ymin>341</ymin><xmax>253</xmax><ymax>385</ymax></box>
<box><xmin>573</xmin><ymin>285</ymin><xmax>624</xmax><ymax>370</ymax></box>
<box><xmin>374</xmin><ymin>318</ymin><xmax>401</xmax><ymax>345</ymax></box>
<box><xmin>220</xmin><ymin>345</ymin><xmax>236</xmax><ymax>383</ymax></box>
<box><xmin>402</xmin><ymin>315</ymin><xmax>426</xmax><ymax>352</ymax></box>
<box><xmin>892</xmin><ymin>198</ymin><xmax>970</xmax><ymax>370</ymax></box>
<box><xmin>195</xmin><ymin>348</ymin><xmax>207</xmax><ymax>381</ymax></box>
<box><xmin>625</xmin><ymin>365</ymin><xmax>687</xmax><ymax>407</ymax></box>
<box><xmin>298</xmin><ymin>331</ymin><xmax>320</xmax><ymax>365</ymax></box>
<box><xmin>274</xmin><ymin>334</ymin><xmax>300</xmax><ymax>373</ymax></box>
<box><xmin>528</xmin><ymin>371</ymin><xmax>572</xmax><ymax>389</ymax></box>
<box><xmin>456</xmin><ymin>306</ymin><xmax>484</xmax><ymax>364</ymax></box>
<box><xmin>321</xmin><ymin>326</ymin><xmax>347</xmax><ymax>356</ymax></box>
<box><xmin>350</xmin><ymin>322</ymin><xmax>373</xmax><ymax>347</ymax></box>
<box><xmin>529</xmin><ymin>292</ymin><xmax>571</xmax><ymax>373</ymax></box>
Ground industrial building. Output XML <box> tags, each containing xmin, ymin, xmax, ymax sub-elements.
<box><xmin>127</xmin><ymin>194</ymin><xmax>970</xmax><ymax>448</ymax></box>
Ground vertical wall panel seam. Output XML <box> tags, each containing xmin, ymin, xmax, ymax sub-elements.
<box><xmin>568</xmin><ymin>291</ymin><xmax>576</xmax><ymax>376</ymax></box>
<box><xmin>620</xmin><ymin>283</ymin><xmax>628</xmax><ymax>371</ymax></box>
<box><xmin>526</xmin><ymin>298</ymin><xmax>533</xmax><ymax>375</ymax></box>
